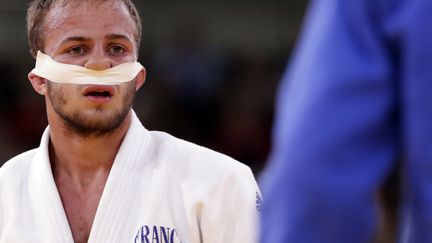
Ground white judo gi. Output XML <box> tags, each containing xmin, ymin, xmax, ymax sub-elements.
<box><xmin>0</xmin><ymin>112</ymin><xmax>261</xmax><ymax>243</ymax></box>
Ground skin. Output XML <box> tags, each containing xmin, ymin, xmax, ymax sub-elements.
<box><xmin>27</xmin><ymin>1</ymin><xmax>146</xmax><ymax>242</ymax></box>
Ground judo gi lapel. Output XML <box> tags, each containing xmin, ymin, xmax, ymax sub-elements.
<box><xmin>26</xmin><ymin>111</ymin><xmax>151</xmax><ymax>242</ymax></box>
<box><xmin>28</xmin><ymin>127</ymin><xmax>75</xmax><ymax>243</ymax></box>
<box><xmin>87</xmin><ymin>111</ymin><xmax>152</xmax><ymax>242</ymax></box>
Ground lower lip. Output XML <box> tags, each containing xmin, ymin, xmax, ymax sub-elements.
<box><xmin>85</xmin><ymin>95</ymin><xmax>112</xmax><ymax>103</ymax></box>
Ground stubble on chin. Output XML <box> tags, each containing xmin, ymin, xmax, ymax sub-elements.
<box><xmin>47</xmin><ymin>80</ymin><xmax>136</xmax><ymax>138</ymax></box>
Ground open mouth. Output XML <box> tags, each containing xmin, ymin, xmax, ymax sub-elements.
<box><xmin>83</xmin><ymin>85</ymin><xmax>115</xmax><ymax>101</ymax></box>
<box><xmin>85</xmin><ymin>90</ymin><xmax>112</xmax><ymax>97</ymax></box>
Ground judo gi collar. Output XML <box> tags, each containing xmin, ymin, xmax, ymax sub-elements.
<box><xmin>30</xmin><ymin>51</ymin><xmax>144</xmax><ymax>85</ymax></box>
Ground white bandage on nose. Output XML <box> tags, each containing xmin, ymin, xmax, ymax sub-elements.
<box><xmin>30</xmin><ymin>51</ymin><xmax>144</xmax><ymax>85</ymax></box>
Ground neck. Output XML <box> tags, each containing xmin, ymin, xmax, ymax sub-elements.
<box><xmin>48</xmin><ymin>112</ymin><xmax>132</xmax><ymax>189</ymax></box>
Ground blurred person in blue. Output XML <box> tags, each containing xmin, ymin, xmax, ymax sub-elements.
<box><xmin>260</xmin><ymin>0</ymin><xmax>432</xmax><ymax>242</ymax></box>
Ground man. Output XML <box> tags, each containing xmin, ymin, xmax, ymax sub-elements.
<box><xmin>0</xmin><ymin>1</ymin><xmax>260</xmax><ymax>242</ymax></box>
<box><xmin>261</xmin><ymin>0</ymin><xmax>432</xmax><ymax>242</ymax></box>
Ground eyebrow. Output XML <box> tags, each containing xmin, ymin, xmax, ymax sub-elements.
<box><xmin>58</xmin><ymin>34</ymin><xmax>132</xmax><ymax>46</ymax></box>
<box><xmin>105</xmin><ymin>33</ymin><xmax>133</xmax><ymax>42</ymax></box>
<box><xmin>59</xmin><ymin>36</ymin><xmax>91</xmax><ymax>45</ymax></box>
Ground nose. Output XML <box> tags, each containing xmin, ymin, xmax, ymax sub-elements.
<box><xmin>84</xmin><ymin>50</ymin><xmax>112</xmax><ymax>70</ymax></box>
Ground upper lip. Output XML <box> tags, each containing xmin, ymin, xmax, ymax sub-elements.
<box><xmin>83</xmin><ymin>85</ymin><xmax>115</xmax><ymax>96</ymax></box>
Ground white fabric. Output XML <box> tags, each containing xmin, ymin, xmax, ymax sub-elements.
<box><xmin>0</xmin><ymin>111</ymin><xmax>260</xmax><ymax>243</ymax></box>
<box><xmin>30</xmin><ymin>51</ymin><xmax>144</xmax><ymax>85</ymax></box>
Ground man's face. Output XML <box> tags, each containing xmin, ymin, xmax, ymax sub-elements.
<box><xmin>40</xmin><ymin>1</ymin><xmax>142</xmax><ymax>137</ymax></box>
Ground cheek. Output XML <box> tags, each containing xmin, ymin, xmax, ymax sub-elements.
<box><xmin>117</xmin><ymin>82</ymin><xmax>136</xmax><ymax>106</ymax></box>
<box><xmin>47</xmin><ymin>83</ymin><xmax>80</xmax><ymax>106</ymax></box>
<box><xmin>118</xmin><ymin>81</ymin><xmax>136</xmax><ymax>96</ymax></box>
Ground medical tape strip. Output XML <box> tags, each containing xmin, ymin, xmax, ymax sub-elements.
<box><xmin>30</xmin><ymin>51</ymin><xmax>144</xmax><ymax>85</ymax></box>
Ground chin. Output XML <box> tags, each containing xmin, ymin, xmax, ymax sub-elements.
<box><xmin>48</xmin><ymin>80</ymin><xmax>136</xmax><ymax>137</ymax></box>
<box><xmin>58</xmin><ymin>106</ymin><xmax>131</xmax><ymax>138</ymax></box>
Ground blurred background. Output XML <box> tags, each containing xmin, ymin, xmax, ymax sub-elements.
<box><xmin>0</xmin><ymin>0</ymin><xmax>308</xmax><ymax>175</ymax></box>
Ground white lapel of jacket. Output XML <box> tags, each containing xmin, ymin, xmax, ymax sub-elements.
<box><xmin>88</xmin><ymin>111</ymin><xmax>153</xmax><ymax>243</ymax></box>
<box><xmin>28</xmin><ymin>127</ymin><xmax>75</xmax><ymax>243</ymax></box>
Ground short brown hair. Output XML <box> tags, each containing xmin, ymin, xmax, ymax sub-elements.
<box><xmin>26</xmin><ymin>0</ymin><xmax>142</xmax><ymax>58</ymax></box>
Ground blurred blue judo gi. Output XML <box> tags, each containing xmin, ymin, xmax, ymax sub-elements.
<box><xmin>261</xmin><ymin>0</ymin><xmax>432</xmax><ymax>242</ymax></box>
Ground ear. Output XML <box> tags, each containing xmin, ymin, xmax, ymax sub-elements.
<box><xmin>28</xmin><ymin>72</ymin><xmax>47</xmax><ymax>95</ymax></box>
<box><xmin>135</xmin><ymin>67</ymin><xmax>146</xmax><ymax>91</ymax></box>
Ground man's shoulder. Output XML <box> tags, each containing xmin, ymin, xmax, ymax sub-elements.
<box><xmin>146</xmin><ymin>130</ymin><xmax>259</xmax><ymax>209</ymax></box>
<box><xmin>147</xmin><ymin>130</ymin><xmax>253</xmax><ymax>179</ymax></box>
<box><xmin>0</xmin><ymin>149</ymin><xmax>37</xmax><ymax>182</ymax></box>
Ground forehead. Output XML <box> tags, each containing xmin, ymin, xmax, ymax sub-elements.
<box><xmin>43</xmin><ymin>1</ymin><xmax>137</xmax><ymax>50</ymax></box>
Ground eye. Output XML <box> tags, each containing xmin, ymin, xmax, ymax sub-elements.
<box><xmin>109</xmin><ymin>45</ymin><xmax>126</xmax><ymax>54</ymax></box>
<box><xmin>67</xmin><ymin>46</ymin><xmax>86</xmax><ymax>55</ymax></box>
